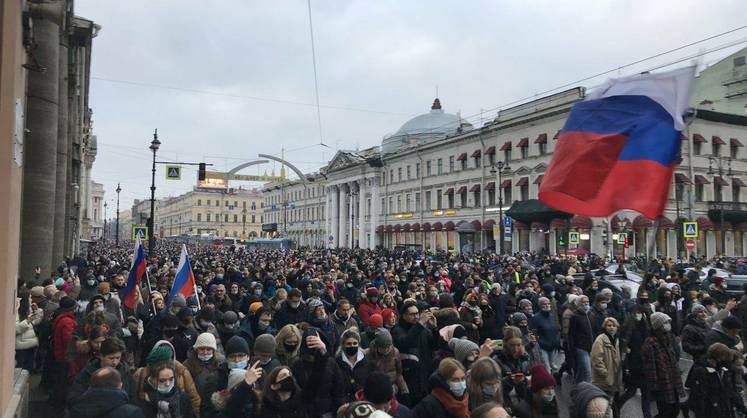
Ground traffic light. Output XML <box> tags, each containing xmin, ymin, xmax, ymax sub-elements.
<box><xmin>559</xmin><ymin>235</ymin><xmax>565</xmax><ymax>247</ymax></box>
<box><xmin>198</xmin><ymin>162</ymin><xmax>206</xmax><ymax>181</ymax></box>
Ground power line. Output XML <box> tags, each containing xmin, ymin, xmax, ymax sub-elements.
<box><xmin>307</xmin><ymin>0</ymin><xmax>328</xmax><ymax>148</ymax></box>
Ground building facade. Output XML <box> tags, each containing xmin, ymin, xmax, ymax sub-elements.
<box><xmin>156</xmin><ymin>187</ymin><xmax>264</xmax><ymax>239</ymax></box>
<box><xmin>262</xmin><ymin>173</ymin><xmax>327</xmax><ymax>246</ymax></box>
<box><xmin>692</xmin><ymin>46</ymin><xmax>747</xmax><ymax>116</ymax></box>
<box><xmin>81</xmin><ymin>180</ymin><xmax>104</xmax><ymax>240</ymax></box>
<box><xmin>264</xmin><ymin>85</ymin><xmax>747</xmax><ymax>259</ymax></box>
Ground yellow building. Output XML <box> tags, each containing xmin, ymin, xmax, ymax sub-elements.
<box><xmin>157</xmin><ymin>187</ymin><xmax>263</xmax><ymax>239</ymax></box>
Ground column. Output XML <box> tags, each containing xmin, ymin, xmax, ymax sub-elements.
<box><xmin>358</xmin><ymin>179</ymin><xmax>367</xmax><ymax>249</ymax></box>
<box><xmin>339</xmin><ymin>184</ymin><xmax>348</xmax><ymax>248</ymax></box>
<box><xmin>370</xmin><ymin>178</ymin><xmax>380</xmax><ymax>249</ymax></box>
<box><xmin>726</xmin><ymin>231</ymin><xmax>735</xmax><ymax>256</ymax></box>
<box><xmin>667</xmin><ymin>230</ymin><xmax>677</xmax><ymax>259</ymax></box>
<box><xmin>591</xmin><ymin>227</ymin><xmax>604</xmax><ymax>255</ymax></box>
<box><xmin>549</xmin><ymin>230</ymin><xmax>557</xmax><ymax>255</ymax></box>
<box><xmin>706</xmin><ymin>231</ymin><xmax>716</xmax><ymax>259</ymax></box>
<box><xmin>330</xmin><ymin>186</ymin><xmax>339</xmax><ymax>248</ymax></box>
<box><xmin>348</xmin><ymin>182</ymin><xmax>355</xmax><ymax>248</ymax></box>
<box><xmin>325</xmin><ymin>187</ymin><xmax>331</xmax><ymax>245</ymax></box>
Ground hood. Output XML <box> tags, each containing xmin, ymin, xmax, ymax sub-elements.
<box><xmin>152</xmin><ymin>339</ymin><xmax>176</xmax><ymax>359</ymax></box>
<box><xmin>570</xmin><ymin>381</ymin><xmax>609</xmax><ymax>418</ymax></box>
<box><xmin>68</xmin><ymin>388</ymin><xmax>129</xmax><ymax>417</ymax></box>
<box><xmin>426</xmin><ymin>371</ymin><xmax>450</xmax><ymax>393</ymax></box>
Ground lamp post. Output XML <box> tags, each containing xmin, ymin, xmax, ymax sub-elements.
<box><xmin>149</xmin><ymin>130</ymin><xmax>161</xmax><ymax>255</ymax></box>
<box><xmin>490</xmin><ymin>160</ymin><xmax>511</xmax><ymax>254</ymax></box>
<box><xmin>103</xmin><ymin>201</ymin><xmax>108</xmax><ymax>242</ymax></box>
<box><xmin>115</xmin><ymin>183</ymin><xmax>121</xmax><ymax>247</ymax></box>
<box><xmin>708</xmin><ymin>155</ymin><xmax>733</xmax><ymax>255</ymax></box>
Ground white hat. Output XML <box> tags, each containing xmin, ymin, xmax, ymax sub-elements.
<box><xmin>193</xmin><ymin>332</ymin><xmax>217</xmax><ymax>351</ymax></box>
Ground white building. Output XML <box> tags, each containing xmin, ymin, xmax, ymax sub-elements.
<box><xmin>264</xmin><ymin>86</ymin><xmax>747</xmax><ymax>258</ymax></box>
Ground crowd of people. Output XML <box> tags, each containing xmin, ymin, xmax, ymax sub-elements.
<box><xmin>15</xmin><ymin>240</ymin><xmax>747</xmax><ymax>418</ymax></box>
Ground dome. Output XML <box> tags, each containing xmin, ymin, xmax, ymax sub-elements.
<box><xmin>381</xmin><ymin>98</ymin><xmax>467</xmax><ymax>155</ymax></box>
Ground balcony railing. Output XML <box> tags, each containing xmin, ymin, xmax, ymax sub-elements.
<box><xmin>708</xmin><ymin>201</ymin><xmax>747</xmax><ymax>211</ymax></box>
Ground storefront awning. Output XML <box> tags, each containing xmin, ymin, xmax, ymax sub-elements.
<box><xmin>484</xmin><ymin>146</ymin><xmax>496</xmax><ymax>155</ymax></box>
<box><xmin>694</xmin><ymin>175</ymin><xmax>710</xmax><ymax>184</ymax></box>
<box><xmin>731</xmin><ymin>138</ymin><xmax>744</xmax><ymax>147</ymax></box>
<box><xmin>471</xmin><ymin>149</ymin><xmax>481</xmax><ymax>158</ymax></box>
<box><xmin>675</xmin><ymin>173</ymin><xmax>691</xmax><ymax>184</ymax></box>
<box><xmin>714</xmin><ymin>176</ymin><xmax>729</xmax><ymax>186</ymax></box>
<box><xmin>712</xmin><ymin>136</ymin><xmax>727</xmax><ymax>145</ymax></box>
<box><xmin>515</xmin><ymin>177</ymin><xmax>529</xmax><ymax>187</ymax></box>
<box><xmin>693</xmin><ymin>134</ymin><xmax>707</xmax><ymax>143</ymax></box>
<box><xmin>457</xmin><ymin>186</ymin><xmax>467</xmax><ymax>194</ymax></box>
<box><xmin>485</xmin><ymin>182</ymin><xmax>495</xmax><ymax>191</ymax></box>
<box><xmin>533</xmin><ymin>175</ymin><xmax>544</xmax><ymax>185</ymax></box>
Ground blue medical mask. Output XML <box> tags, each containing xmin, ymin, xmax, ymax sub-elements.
<box><xmin>541</xmin><ymin>393</ymin><xmax>555</xmax><ymax>402</ymax></box>
<box><xmin>157</xmin><ymin>382</ymin><xmax>174</xmax><ymax>394</ymax></box>
<box><xmin>228</xmin><ymin>360</ymin><xmax>248</xmax><ymax>370</ymax></box>
<box><xmin>449</xmin><ymin>380</ymin><xmax>467</xmax><ymax>397</ymax></box>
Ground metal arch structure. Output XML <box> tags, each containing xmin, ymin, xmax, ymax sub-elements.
<box><xmin>222</xmin><ymin>159</ymin><xmax>270</xmax><ymax>182</ymax></box>
<box><xmin>258</xmin><ymin>153</ymin><xmax>311</xmax><ymax>246</ymax></box>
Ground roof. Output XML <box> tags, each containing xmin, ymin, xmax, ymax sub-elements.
<box><xmin>381</xmin><ymin>98</ymin><xmax>468</xmax><ymax>155</ymax></box>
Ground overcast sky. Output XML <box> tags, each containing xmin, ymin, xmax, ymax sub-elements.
<box><xmin>77</xmin><ymin>0</ymin><xmax>747</xmax><ymax>214</ymax></box>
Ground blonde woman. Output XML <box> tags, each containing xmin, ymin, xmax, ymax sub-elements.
<box><xmin>467</xmin><ymin>357</ymin><xmax>504</xmax><ymax>411</ymax></box>
<box><xmin>274</xmin><ymin>324</ymin><xmax>302</xmax><ymax>366</ymax></box>
<box><xmin>591</xmin><ymin>317</ymin><xmax>623</xmax><ymax>418</ymax></box>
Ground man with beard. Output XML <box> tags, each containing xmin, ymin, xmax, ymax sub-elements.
<box><xmin>307</xmin><ymin>299</ymin><xmax>340</xmax><ymax>354</ymax></box>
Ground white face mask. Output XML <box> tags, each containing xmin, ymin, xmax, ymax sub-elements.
<box><xmin>449</xmin><ymin>380</ymin><xmax>467</xmax><ymax>397</ymax></box>
<box><xmin>635</xmin><ymin>313</ymin><xmax>643</xmax><ymax>322</ymax></box>
<box><xmin>663</xmin><ymin>323</ymin><xmax>672</xmax><ymax>332</ymax></box>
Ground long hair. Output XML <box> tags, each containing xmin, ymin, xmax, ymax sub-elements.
<box><xmin>467</xmin><ymin>357</ymin><xmax>503</xmax><ymax>410</ymax></box>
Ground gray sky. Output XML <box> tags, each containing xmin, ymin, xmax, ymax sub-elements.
<box><xmin>77</xmin><ymin>0</ymin><xmax>747</xmax><ymax>214</ymax></box>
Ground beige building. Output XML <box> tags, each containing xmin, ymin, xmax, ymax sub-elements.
<box><xmin>157</xmin><ymin>186</ymin><xmax>264</xmax><ymax>239</ymax></box>
<box><xmin>81</xmin><ymin>180</ymin><xmax>104</xmax><ymax>240</ymax></box>
<box><xmin>262</xmin><ymin>173</ymin><xmax>327</xmax><ymax>246</ymax></box>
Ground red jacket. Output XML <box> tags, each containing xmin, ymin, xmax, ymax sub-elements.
<box><xmin>53</xmin><ymin>310</ymin><xmax>76</xmax><ymax>362</ymax></box>
<box><xmin>358</xmin><ymin>301</ymin><xmax>382</xmax><ymax>327</ymax></box>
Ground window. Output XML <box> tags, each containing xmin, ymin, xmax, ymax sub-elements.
<box><xmin>234</xmin><ymin>201</ymin><xmax>238</xmax><ymax>207</ymax></box>
<box><xmin>381</xmin><ymin>198</ymin><xmax>386</xmax><ymax>215</ymax></box>
<box><xmin>415</xmin><ymin>163</ymin><xmax>420</xmax><ymax>178</ymax></box>
<box><xmin>474</xmin><ymin>190</ymin><xmax>481</xmax><ymax>208</ymax></box>
<box><xmin>520</xmin><ymin>146</ymin><xmax>528</xmax><ymax>159</ymax></box>
<box><xmin>207</xmin><ymin>213</ymin><xmax>211</xmax><ymax>222</ymax></box>
<box><xmin>520</xmin><ymin>184</ymin><xmax>529</xmax><ymax>201</ymax></box>
<box><xmin>197</xmin><ymin>213</ymin><xmax>202</xmax><ymax>222</ymax></box>
<box><xmin>734</xmin><ymin>185</ymin><xmax>741</xmax><ymax>203</ymax></box>
<box><xmin>216</xmin><ymin>200</ymin><xmax>220</xmax><ymax>206</ymax></box>
<box><xmin>197</xmin><ymin>199</ymin><xmax>202</xmax><ymax>206</ymax></box>
<box><xmin>675</xmin><ymin>184</ymin><xmax>684</xmax><ymax>202</ymax></box>
<box><xmin>474</xmin><ymin>155</ymin><xmax>481</xmax><ymax>168</ymax></box>
<box><xmin>538</xmin><ymin>142</ymin><xmax>547</xmax><ymax>155</ymax></box>
<box><xmin>390</xmin><ymin>170</ymin><xmax>394</xmax><ymax>184</ymax></box>
<box><xmin>449</xmin><ymin>156</ymin><xmax>455</xmax><ymax>172</ymax></box>
<box><xmin>713</xmin><ymin>143</ymin><xmax>721</xmax><ymax>157</ymax></box>
<box><xmin>715</xmin><ymin>184</ymin><xmax>723</xmax><ymax>202</ymax></box>
<box><xmin>696</xmin><ymin>184</ymin><xmax>704</xmax><ymax>202</ymax></box>
<box><xmin>460</xmin><ymin>158</ymin><xmax>467</xmax><ymax>171</ymax></box>
<box><xmin>488</xmin><ymin>189</ymin><xmax>495</xmax><ymax>206</ymax></box>
<box><xmin>694</xmin><ymin>142</ymin><xmax>702</xmax><ymax>156</ymax></box>
<box><xmin>224</xmin><ymin>214</ymin><xmax>229</xmax><ymax>222</ymax></box>
<box><xmin>398</xmin><ymin>167</ymin><xmax>402</xmax><ymax>182</ymax></box>
<box><xmin>233</xmin><ymin>214</ymin><xmax>238</xmax><ymax>223</ymax></box>
<box><xmin>415</xmin><ymin>192</ymin><xmax>421</xmax><ymax>211</ymax></box>
<box><xmin>405</xmin><ymin>194</ymin><xmax>411</xmax><ymax>211</ymax></box>
<box><xmin>243</xmin><ymin>201</ymin><xmax>246</xmax><ymax>208</ymax></box>
<box><xmin>388</xmin><ymin>197</ymin><xmax>394</xmax><ymax>214</ymax></box>
<box><xmin>503</xmin><ymin>186</ymin><xmax>512</xmax><ymax>204</ymax></box>
<box><xmin>436</xmin><ymin>189</ymin><xmax>443</xmax><ymax>210</ymax></box>
<box><xmin>504</xmin><ymin>149</ymin><xmax>512</xmax><ymax>162</ymax></box>
<box><xmin>735</xmin><ymin>56</ymin><xmax>746</xmax><ymax>67</ymax></box>
<box><xmin>448</xmin><ymin>193</ymin><xmax>455</xmax><ymax>209</ymax></box>
<box><xmin>382</xmin><ymin>173</ymin><xmax>386</xmax><ymax>186</ymax></box>
<box><xmin>225</xmin><ymin>200</ymin><xmax>229</xmax><ymax>207</ymax></box>
<box><xmin>405</xmin><ymin>165</ymin><xmax>410</xmax><ymax>179</ymax></box>
<box><xmin>426</xmin><ymin>191</ymin><xmax>432</xmax><ymax>210</ymax></box>
<box><xmin>488</xmin><ymin>153</ymin><xmax>495</xmax><ymax>166</ymax></box>
<box><xmin>397</xmin><ymin>196</ymin><xmax>402</xmax><ymax>212</ymax></box>
<box><xmin>242</xmin><ymin>214</ymin><xmax>246</xmax><ymax>223</ymax></box>
<box><xmin>732</xmin><ymin>145</ymin><xmax>739</xmax><ymax>159</ymax></box>
<box><xmin>460</xmin><ymin>190</ymin><xmax>468</xmax><ymax>207</ymax></box>
<box><xmin>437</xmin><ymin>158</ymin><xmax>443</xmax><ymax>174</ymax></box>
<box><xmin>426</xmin><ymin>161</ymin><xmax>432</xmax><ymax>176</ymax></box>
<box><xmin>206</xmin><ymin>200</ymin><xmax>211</xmax><ymax>206</ymax></box>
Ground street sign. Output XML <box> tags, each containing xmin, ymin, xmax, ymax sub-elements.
<box><xmin>686</xmin><ymin>238</ymin><xmax>696</xmax><ymax>251</ymax></box>
<box><xmin>504</xmin><ymin>226</ymin><xmax>512</xmax><ymax>241</ymax></box>
<box><xmin>569</xmin><ymin>231</ymin><xmax>580</xmax><ymax>245</ymax></box>
<box><xmin>132</xmin><ymin>225</ymin><xmax>148</xmax><ymax>240</ymax></box>
<box><xmin>205</xmin><ymin>171</ymin><xmax>286</xmax><ymax>182</ymax></box>
<box><xmin>617</xmin><ymin>233</ymin><xmax>626</xmax><ymax>245</ymax></box>
<box><xmin>165</xmin><ymin>165</ymin><xmax>181</xmax><ymax>180</ymax></box>
<box><xmin>328</xmin><ymin>235</ymin><xmax>334</xmax><ymax>242</ymax></box>
<box><xmin>503</xmin><ymin>216</ymin><xmax>512</xmax><ymax>227</ymax></box>
<box><xmin>683</xmin><ymin>222</ymin><xmax>698</xmax><ymax>238</ymax></box>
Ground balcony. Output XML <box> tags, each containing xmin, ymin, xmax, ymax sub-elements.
<box><xmin>707</xmin><ymin>201</ymin><xmax>747</xmax><ymax>224</ymax></box>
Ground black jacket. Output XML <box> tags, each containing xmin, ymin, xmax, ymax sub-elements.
<box><xmin>336</xmin><ymin>352</ymin><xmax>370</xmax><ymax>400</ymax></box>
<box><xmin>291</xmin><ymin>355</ymin><xmax>346</xmax><ymax>417</ymax></box>
<box><xmin>704</xmin><ymin>323</ymin><xmax>739</xmax><ymax>350</ymax></box>
<box><xmin>392</xmin><ymin>320</ymin><xmax>437</xmax><ymax>400</ymax></box>
<box><xmin>688</xmin><ymin>365</ymin><xmax>746</xmax><ymax>418</ymax></box>
<box><xmin>274</xmin><ymin>302</ymin><xmax>308</xmax><ymax>330</ymax></box>
<box><xmin>67</xmin><ymin>388</ymin><xmax>145</xmax><ymax>418</ymax></box>
<box><xmin>412</xmin><ymin>373</ymin><xmax>465</xmax><ymax>418</ymax></box>
<box><xmin>68</xmin><ymin>358</ymin><xmax>136</xmax><ymax>406</ymax></box>
<box><xmin>256</xmin><ymin>386</ymin><xmax>309</xmax><ymax>418</ymax></box>
<box><xmin>568</xmin><ymin>308</ymin><xmax>594</xmax><ymax>352</ymax></box>
<box><xmin>681</xmin><ymin>314</ymin><xmax>709</xmax><ymax>364</ymax></box>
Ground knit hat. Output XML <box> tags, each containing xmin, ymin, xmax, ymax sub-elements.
<box><xmin>372</xmin><ymin>329</ymin><xmax>393</xmax><ymax>348</ymax></box>
<box><xmin>172</xmin><ymin>294</ymin><xmax>187</xmax><ymax>309</ymax></box>
<box><xmin>30</xmin><ymin>286</ymin><xmax>45</xmax><ymax>298</ymax></box>
<box><xmin>89</xmin><ymin>294</ymin><xmax>106</xmax><ymax>306</ymax></box>
<box><xmin>227</xmin><ymin>369</ymin><xmax>246</xmax><ymax>392</ymax></box>
<box><xmin>187</xmin><ymin>295</ymin><xmax>199</xmax><ymax>306</ymax></box>
<box><xmin>59</xmin><ymin>296</ymin><xmax>76</xmax><ymax>310</ymax></box>
<box><xmin>448</xmin><ymin>338</ymin><xmax>479</xmax><ymax>363</ymax></box>
<box><xmin>44</xmin><ymin>285</ymin><xmax>57</xmax><ymax>299</ymax></box>
<box><xmin>363</xmin><ymin>372</ymin><xmax>394</xmax><ymax>404</ymax></box>
<box><xmin>222</xmin><ymin>311</ymin><xmax>238</xmax><ymax>325</ymax></box>
<box><xmin>97</xmin><ymin>282</ymin><xmax>110</xmax><ymax>294</ymax></box>
<box><xmin>193</xmin><ymin>333</ymin><xmax>217</xmax><ymax>351</ymax></box>
<box><xmin>253</xmin><ymin>334</ymin><xmax>277</xmax><ymax>354</ymax></box>
<box><xmin>146</xmin><ymin>346</ymin><xmax>173</xmax><ymax>365</ymax></box>
<box><xmin>225</xmin><ymin>335</ymin><xmax>250</xmax><ymax>356</ymax></box>
<box><xmin>509</xmin><ymin>312</ymin><xmax>528</xmax><ymax>325</ymax></box>
<box><xmin>369</xmin><ymin>313</ymin><xmax>383</xmax><ymax>328</ymax></box>
<box><xmin>249</xmin><ymin>302</ymin><xmax>264</xmax><ymax>314</ymax></box>
<box><xmin>341</xmin><ymin>401</ymin><xmax>377</xmax><ymax>418</ymax></box>
<box><xmin>691</xmin><ymin>304</ymin><xmax>707</xmax><ymax>315</ymax></box>
<box><xmin>529</xmin><ymin>364</ymin><xmax>556</xmax><ymax>391</ymax></box>
<box><xmin>161</xmin><ymin>313</ymin><xmax>180</xmax><ymax>329</ymax></box>
<box><xmin>650</xmin><ymin>312</ymin><xmax>671</xmax><ymax>331</ymax></box>
<box><xmin>55</xmin><ymin>278</ymin><xmax>65</xmax><ymax>288</ymax></box>
<box><xmin>722</xmin><ymin>315</ymin><xmax>742</xmax><ymax>330</ymax></box>
<box><xmin>307</xmin><ymin>298</ymin><xmax>323</xmax><ymax>312</ymax></box>
<box><xmin>366</xmin><ymin>287</ymin><xmax>379</xmax><ymax>297</ymax></box>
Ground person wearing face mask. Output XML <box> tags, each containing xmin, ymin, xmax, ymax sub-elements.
<box><xmin>256</xmin><ymin>366</ymin><xmax>308</xmax><ymax>418</ymax></box>
<box><xmin>413</xmin><ymin>358</ymin><xmax>469</xmax><ymax>418</ymax></box>
<box><xmin>641</xmin><ymin>312</ymin><xmax>683</xmax><ymax>418</ymax></box>
<box><xmin>618</xmin><ymin>305</ymin><xmax>651</xmax><ymax>418</ymax></box>
<box><xmin>213</xmin><ymin>335</ymin><xmax>252</xmax><ymax>401</ymax></box>
<box><xmin>171</xmin><ymin>308</ymin><xmax>200</xmax><ymax>362</ymax></box>
<box><xmin>184</xmin><ymin>333</ymin><xmax>222</xmax><ymax>418</ymax></box>
<box><xmin>275</xmin><ymin>324</ymin><xmax>302</xmax><ymax>366</ymax></box>
<box><xmin>681</xmin><ymin>304</ymin><xmax>710</xmax><ymax>365</ymax></box>
<box><xmin>336</xmin><ymin>329</ymin><xmax>370</xmax><ymax>401</ymax></box>
<box><xmin>239</xmin><ymin>306</ymin><xmax>277</xmax><ymax>349</ymax></box>
<box><xmin>306</xmin><ymin>299</ymin><xmax>340</xmax><ymax>354</ymax></box>
<box><xmin>366</xmin><ymin>329</ymin><xmax>409</xmax><ymax>401</ymax></box>
<box><xmin>274</xmin><ymin>289</ymin><xmax>308</xmax><ymax>330</ymax></box>
<box><xmin>492</xmin><ymin>326</ymin><xmax>531</xmax><ymax>412</ymax></box>
<box><xmin>78</xmin><ymin>272</ymin><xmax>99</xmax><ymax>302</ymax></box>
<box><xmin>687</xmin><ymin>342</ymin><xmax>747</xmax><ymax>418</ymax></box>
<box><xmin>466</xmin><ymin>358</ymin><xmax>503</xmax><ymax>411</ymax></box>
<box><xmin>133</xmin><ymin>342</ymin><xmax>201</xmax><ymax>415</ymax></box>
<box><xmin>588</xmin><ymin>294</ymin><xmax>609</xmax><ymax>338</ymax></box>
<box><xmin>449</xmin><ymin>337</ymin><xmax>480</xmax><ymax>371</ymax></box>
<box><xmin>458</xmin><ymin>293</ymin><xmax>483</xmax><ymax>344</ymax></box>
<box><xmin>590</xmin><ymin>318</ymin><xmax>623</xmax><ymax>418</ymax></box>
<box><xmin>216</xmin><ymin>311</ymin><xmax>239</xmax><ymax>347</ymax></box>
<box><xmin>528</xmin><ymin>364</ymin><xmax>558</xmax><ymax>418</ymax></box>
<box><xmin>290</xmin><ymin>327</ymin><xmax>346</xmax><ymax>418</ymax></box>
<box><xmin>568</xmin><ymin>295</ymin><xmax>593</xmax><ymax>383</ymax></box>
<box><xmin>704</xmin><ymin>314</ymin><xmax>742</xmax><ymax>350</ymax></box>
<box><xmin>530</xmin><ymin>297</ymin><xmax>561</xmax><ymax>373</ymax></box>
<box><xmin>253</xmin><ymin>334</ymin><xmax>281</xmax><ymax>386</ymax></box>
<box><xmin>137</xmin><ymin>361</ymin><xmax>195</xmax><ymax>418</ymax></box>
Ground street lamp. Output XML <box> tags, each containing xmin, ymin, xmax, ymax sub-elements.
<box><xmin>707</xmin><ymin>155</ymin><xmax>732</xmax><ymax>255</ymax></box>
<box><xmin>490</xmin><ymin>160</ymin><xmax>511</xmax><ymax>254</ymax></box>
<box><xmin>115</xmin><ymin>183</ymin><xmax>121</xmax><ymax>247</ymax></box>
<box><xmin>103</xmin><ymin>201</ymin><xmax>108</xmax><ymax>242</ymax></box>
<box><xmin>149</xmin><ymin>129</ymin><xmax>161</xmax><ymax>255</ymax></box>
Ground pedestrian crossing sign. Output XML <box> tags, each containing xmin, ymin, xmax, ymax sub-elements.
<box><xmin>166</xmin><ymin>165</ymin><xmax>181</xmax><ymax>180</ymax></box>
<box><xmin>569</xmin><ymin>231</ymin><xmax>580</xmax><ymax>245</ymax></box>
<box><xmin>683</xmin><ymin>222</ymin><xmax>697</xmax><ymax>238</ymax></box>
<box><xmin>617</xmin><ymin>233</ymin><xmax>626</xmax><ymax>245</ymax></box>
<box><xmin>132</xmin><ymin>225</ymin><xmax>148</xmax><ymax>240</ymax></box>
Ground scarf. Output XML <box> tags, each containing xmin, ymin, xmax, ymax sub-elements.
<box><xmin>431</xmin><ymin>387</ymin><xmax>470</xmax><ymax>418</ymax></box>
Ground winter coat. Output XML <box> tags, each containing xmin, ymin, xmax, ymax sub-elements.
<box><xmin>493</xmin><ymin>350</ymin><xmax>530</xmax><ymax>403</ymax></box>
<box><xmin>457</xmin><ymin>305</ymin><xmax>481</xmax><ymax>344</ymax></box>
<box><xmin>570</xmin><ymin>382</ymin><xmax>610</xmax><ymax>418</ymax></box>
<box><xmin>365</xmin><ymin>346</ymin><xmax>409</xmax><ymax>394</ymax></box>
<box><xmin>67</xmin><ymin>388</ymin><xmax>145</xmax><ymax>418</ymax></box>
<box><xmin>641</xmin><ymin>334</ymin><xmax>684</xmax><ymax>404</ymax></box>
<box><xmin>336</xmin><ymin>351</ymin><xmax>371</xmax><ymax>400</ymax></box>
<box><xmin>391</xmin><ymin>320</ymin><xmax>436</xmax><ymax>400</ymax></box>
<box><xmin>331</xmin><ymin>312</ymin><xmax>359</xmax><ymax>338</ymax></box>
<box><xmin>590</xmin><ymin>333</ymin><xmax>623</xmax><ymax>393</ymax></box>
<box><xmin>68</xmin><ymin>358</ymin><xmax>136</xmax><ymax>406</ymax></box>
<box><xmin>256</xmin><ymin>387</ymin><xmax>309</xmax><ymax>418</ymax></box>
<box><xmin>133</xmin><ymin>361</ymin><xmax>201</xmax><ymax>415</ymax></box>
<box><xmin>137</xmin><ymin>381</ymin><xmax>194</xmax><ymax>418</ymax></box>
<box><xmin>681</xmin><ymin>314</ymin><xmax>709</xmax><ymax>364</ymax></box>
<box><xmin>53</xmin><ymin>310</ymin><xmax>77</xmax><ymax>362</ymax></box>
<box><xmin>588</xmin><ymin>305</ymin><xmax>608</xmax><ymax>337</ymax></box>
<box><xmin>184</xmin><ymin>353</ymin><xmax>222</xmax><ymax>418</ymax></box>
<box><xmin>218</xmin><ymin>381</ymin><xmax>256</xmax><ymax>418</ymax></box>
<box><xmin>15</xmin><ymin>317</ymin><xmax>38</xmax><ymax>350</ymax></box>
<box><xmin>529</xmin><ymin>311</ymin><xmax>561</xmax><ymax>351</ymax></box>
<box><xmin>357</xmin><ymin>301</ymin><xmax>382</xmax><ymax>327</ymax></box>
<box><xmin>568</xmin><ymin>309</ymin><xmax>593</xmax><ymax>352</ymax></box>
<box><xmin>704</xmin><ymin>322</ymin><xmax>740</xmax><ymax>350</ymax></box>
<box><xmin>274</xmin><ymin>302</ymin><xmax>308</xmax><ymax>330</ymax></box>
<box><xmin>688</xmin><ymin>364</ymin><xmax>746</xmax><ymax>418</ymax></box>
<box><xmin>290</xmin><ymin>355</ymin><xmax>346</xmax><ymax>417</ymax></box>
<box><xmin>354</xmin><ymin>389</ymin><xmax>414</xmax><ymax>418</ymax></box>
<box><xmin>412</xmin><ymin>372</ymin><xmax>468</xmax><ymax>418</ymax></box>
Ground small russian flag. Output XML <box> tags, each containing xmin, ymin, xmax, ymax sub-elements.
<box><xmin>167</xmin><ymin>244</ymin><xmax>197</xmax><ymax>306</ymax></box>
<box><xmin>122</xmin><ymin>237</ymin><xmax>146</xmax><ymax>309</ymax></box>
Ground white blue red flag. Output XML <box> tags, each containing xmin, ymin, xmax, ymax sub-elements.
<box><xmin>539</xmin><ymin>66</ymin><xmax>695</xmax><ymax>219</ymax></box>
<box><xmin>167</xmin><ymin>244</ymin><xmax>197</xmax><ymax>306</ymax></box>
<box><xmin>122</xmin><ymin>237</ymin><xmax>146</xmax><ymax>309</ymax></box>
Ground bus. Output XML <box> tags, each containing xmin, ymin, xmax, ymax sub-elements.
<box><xmin>244</xmin><ymin>238</ymin><xmax>294</xmax><ymax>251</ymax></box>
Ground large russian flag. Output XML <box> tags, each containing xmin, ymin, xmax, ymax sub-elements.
<box><xmin>167</xmin><ymin>244</ymin><xmax>196</xmax><ymax>306</ymax></box>
<box><xmin>122</xmin><ymin>237</ymin><xmax>146</xmax><ymax>309</ymax></box>
<box><xmin>539</xmin><ymin>67</ymin><xmax>695</xmax><ymax>219</ymax></box>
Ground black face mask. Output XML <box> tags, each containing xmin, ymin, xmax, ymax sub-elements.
<box><xmin>344</xmin><ymin>346</ymin><xmax>359</xmax><ymax>356</ymax></box>
<box><xmin>284</xmin><ymin>342</ymin><xmax>298</xmax><ymax>352</ymax></box>
<box><xmin>278</xmin><ymin>377</ymin><xmax>295</xmax><ymax>392</ymax></box>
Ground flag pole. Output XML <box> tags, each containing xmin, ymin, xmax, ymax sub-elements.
<box><xmin>144</xmin><ymin>266</ymin><xmax>156</xmax><ymax>314</ymax></box>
